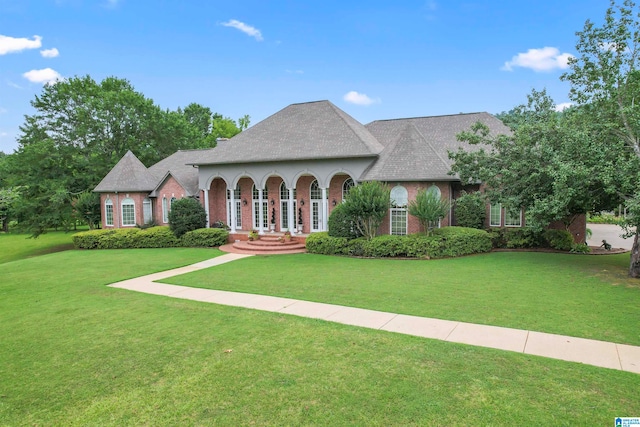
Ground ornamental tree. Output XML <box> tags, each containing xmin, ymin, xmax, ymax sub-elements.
<box><xmin>341</xmin><ymin>181</ymin><xmax>390</xmax><ymax>240</ymax></box>
<box><xmin>408</xmin><ymin>188</ymin><xmax>450</xmax><ymax>236</ymax></box>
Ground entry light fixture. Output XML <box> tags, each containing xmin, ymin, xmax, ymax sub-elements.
<box><xmin>332</xmin><ymin>199</ymin><xmax>337</xmax><ymax>206</ymax></box>
<box><xmin>242</xmin><ymin>198</ymin><xmax>247</xmax><ymax>206</ymax></box>
<box><xmin>270</xmin><ymin>199</ymin><xmax>275</xmax><ymax>206</ymax></box>
<box><xmin>300</xmin><ymin>198</ymin><xmax>305</xmax><ymax>206</ymax></box>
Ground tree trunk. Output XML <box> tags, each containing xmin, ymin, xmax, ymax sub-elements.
<box><xmin>630</xmin><ymin>232</ymin><xmax>640</xmax><ymax>278</ymax></box>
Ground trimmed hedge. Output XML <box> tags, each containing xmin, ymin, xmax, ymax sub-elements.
<box><xmin>489</xmin><ymin>227</ymin><xmax>576</xmax><ymax>251</ymax></box>
<box><xmin>306</xmin><ymin>227</ymin><xmax>492</xmax><ymax>259</ymax></box>
<box><xmin>72</xmin><ymin>226</ymin><xmax>229</xmax><ymax>249</ymax></box>
<box><xmin>182</xmin><ymin>228</ymin><xmax>229</xmax><ymax>247</ymax></box>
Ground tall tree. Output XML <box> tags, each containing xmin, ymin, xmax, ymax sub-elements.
<box><xmin>561</xmin><ymin>0</ymin><xmax>640</xmax><ymax>277</ymax></box>
<box><xmin>450</xmin><ymin>89</ymin><xmax>621</xmax><ymax>233</ymax></box>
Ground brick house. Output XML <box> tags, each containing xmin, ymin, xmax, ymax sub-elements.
<box><xmin>94</xmin><ymin>100</ymin><xmax>584</xmax><ymax>241</ymax></box>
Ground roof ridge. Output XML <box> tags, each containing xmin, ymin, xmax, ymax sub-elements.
<box><xmin>410</xmin><ymin>122</ymin><xmax>451</xmax><ymax>171</ymax></box>
<box><xmin>326</xmin><ymin>101</ymin><xmax>384</xmax><ymax>155</ymax></box>
<box><xmin>368</xmin><ymin>111</ymin><xmax>489</xmax><ymax>124</ymax></box>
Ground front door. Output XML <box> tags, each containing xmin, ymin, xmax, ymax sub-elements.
<box><xmin>253</xmin><ymin>200</ymin><xmax>268</xmax><ymax>230</ymax></box>
<box><xmin>281</xmin><ymin>200</ymin><xmax>297</xmax><ymax>231</ymax></box>
<box><xmin>311</xmin><ymin>200</ymin><xmax>321</xmax><ymax>232</ymax></box>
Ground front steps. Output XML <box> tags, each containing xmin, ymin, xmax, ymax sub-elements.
<box><xmin>224</xmin><ymin>234</ymin><xmax>307</xmax><ymax>255</ymax></box>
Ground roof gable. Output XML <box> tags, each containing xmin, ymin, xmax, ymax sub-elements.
<box><xmin>192</xmin><ymin>100</ymin><xmax>383</xmax><ymax>165</ymax></box>
<box><xmin>148</xmin><ymin>150</ymin><xmax>204</xmax><ymax>196</ymax></box>
<box><xmin>93</xmin><ymin>150</ymin><xmax>157</xmax><ymax>192</ymax></box>
<box><xmin>363</xmin><ymin>112</ymin><xmax>511</xmax><ymax>181</ymax></box>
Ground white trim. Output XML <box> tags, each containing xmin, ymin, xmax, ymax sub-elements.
<box><xmin>105</xmin><ymin>198</ymin><xmax>114</xmax><ymax>227</ymax></box>
<box><xmin>203</xmin><ymin>190</ymin><xmax>210</xmax><ymax>228</ymax></box>
<box><xmin>121</xmin><ymin>197</ymin><xmax>136</xmax><ymax>227</ymax></box>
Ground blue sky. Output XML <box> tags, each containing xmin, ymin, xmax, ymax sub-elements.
<box><xmin>0</xmin><ymin>0</ymin><xmax>609</xmax><ymax>153</ymax></box>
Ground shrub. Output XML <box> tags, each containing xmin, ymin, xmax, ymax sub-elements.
<box><xmin>543</xmin><ymin>229</ymin><xmax>574</xmax><ymax>251</ymax></box>
<box><xmin>73</xmin><ymin>228</ymin><xmax>113</xmax><ymax>249</ymax></box>
<box><xmin>504</xmin><ymin>228</ymin><xmax>544</xmax><ymax>249</ymax></box>
<box><xmin>328</xmin><ymin>202</ymin><xmax>362</xmax><ymax>239</ymax></box>
<box><xmin>306</xmin><ymin>227</ymin><xmax>492</xmax><ymax>259</ymax></box>
<box><xmin>454</xmin><ymin>191</ymin><xmax>486</xmax><ymax>229</ymax></box>
<box><xmin>305</xmin><ymin>232</ymin><xmax>349</xmax><ymax>255</ymax></box>
<box><xmin>97</xmin><ymin>228</ymin><xmax>140</xmax><ymax>249</ymax></box>
<box><xmin>134</xmin><ymin>226</ymin><xmax>180</xmax><ymax>248</ymax></box>
<box><xmin>182</xmin><ymin>228</ymin><xmax>229</xmax><ymax>247</ymax></box>
<box><xmin>168</xmin><ymin>197</ymin><xmax>207</xmax><ymax>237</ymax></box>
<box><xmin>587</xmin><ymin>212</ymin><xmax>625</xmax><ymax>225</ymax></box>
<box><xmin>362</xmin><ymin>235</ymin><xmax>409</xmax><ymax>257</ymax></box>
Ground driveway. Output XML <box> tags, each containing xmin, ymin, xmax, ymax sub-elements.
<box><xmin>588</xmin><ymin>223</ymin><xmax>635</xmax><ymax>250</ymax></box>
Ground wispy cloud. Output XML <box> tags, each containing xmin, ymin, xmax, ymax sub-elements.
<box><xmin>502</xmin><ymin>47</ymin><xmax>573</xmax><ymax>72</ymax></box>
<box><xmin>40</xmin><ymin>47</ymin><xmax>59</xmax><ymax>58</ymax></box>
<box><xmin>23</xmin><ymin>68</ymin><xmax>63</xmax><ymax>85</ymax></box>
<box><xmin>221</xmin><ymin>19</ymin><xmax>263</xmax><ymax>41</ymax></box>
<box><xmin>286</xmin><ymin>69</ymin><xmax>304</xmax><ymax>74</ymax></box>
<box><xmin>0</xmin><ymin>107</ymin><xmax>7</xmax><ymax>114</ymax></box>
<box><xmin>343</xmin><ymin>91</ymin><xmax>380</xmax><ymax>106</ymax></box>
<box><xmin>104</xmin><ymin>0</ymin><xmax>120</xmax><ymax>9</ymax></box>
<box><xmin>7</xmin><ymin>80</ymin><xmax>23</xmax><ymax>89</ymax></box>
<box><xmin>0</xmin><ymin>34</ymin><xmax>42</xmax><ymax>55</ymax></box>
<box><xmin>555</xmin><ymin>102</ymin><xmax>573</xmax><ymax>112</ymax></box>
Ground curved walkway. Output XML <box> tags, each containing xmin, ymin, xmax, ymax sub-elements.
<box><xmin>109</xmin><ymin>253</ymin><xmax>640</xmax><ymax>375</ymax></box>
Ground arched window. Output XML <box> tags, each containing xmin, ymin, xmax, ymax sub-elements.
<box><xmin>143</xmin><ymin>198</ymin><xmax>152</xmax><ymax>224</ymax></box>
<box><xmin>280</xmin><ymin>182</ymin><xmax>297</xmax><ymax>230</ymax></box>
<box><xmin>390</xmin><ymin>185</ymin><xmax>408</xmax><ymax>235</ymax></box>
<box><xmin>426</xmin><ymin>185</ymin><xmax>441</xmax><ymax>199</ymax></box>
<box><xmin>342</xmin><ymin>178</ymin><xmax>354</xmax><ymax>200</ymax></box>
<box><xmin>280</xmin><ymin>181</ymin><xmax>296</xmax><ymax>200</ymax></box>
<box><xmin>252</xmin><ymin>184</ymin><xmax>268</xmax><ymax>229</ymax></box>
<box><xmin>121</xmin><ymin>198</ymin><xmax>135</xmax><ymax>226</ymax></box>
<box><xmin>105</xmin><ymin>198</ymin><xmax>114</xmax><ymax>226</ymax></box>
<box><xmin>310</xmin><ymin>180</ymin><xmax>322</xmax><ymax>199</ymax></box>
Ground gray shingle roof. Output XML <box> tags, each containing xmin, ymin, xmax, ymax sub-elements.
<box><xmin>93</xmin><ymin>150</ymin><xmax>157</xmax><ymax>192</ymax></box>
<box><xmin>362</xmin><ymin>112</ymin><xmax>511</xmax><ymax>181</ymax></box>
<box><xmin>192</xmin><ymin>100</ymin><xmax>384</xmax><ymax>165</ymax></box>
<box><xmin>148</xmin><ymin>149</ymin><xmax>205</xmax><ymax>196</ymax></box>
<box><xmin>94</xmin><ymin>149</ymin><xmax>203</xmax><ymax>195</ymax></box>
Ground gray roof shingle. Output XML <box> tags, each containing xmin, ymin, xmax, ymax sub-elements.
<box><xmin>362</xmin><ymin>112</ymin><xmax>511</xmax><ymax>181</ymax></box>
<box><xmin>148</xmin><ymin>149</ymin><xmax>205</xmax><ymax>196</ymax></box>
<box><xmin>192</xmin><ymin>100</ymin><xmax>384</xmax><ymax>165</ymax></box>
<box><xmin>93</xmin><ymin>150</ymin><xmax>157</xmax><ymax>192</ymax></box>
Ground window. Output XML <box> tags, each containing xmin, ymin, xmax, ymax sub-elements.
<box><xmin>162</xmin><ymin>197</ymin><xmax>168</xmax><ymax>223</ymax></box>
<box><xmin>280</xmin><ymin>182</ymin><xmax>296</xmax><ymax>230</ymax></box>
<box><xmin>121</xmin><ymin>198</ymin><xmax>135</xmax><ymax>226</ymax></box>
<box><xmin>105</xmin><ymin>198</ymin><xmax>113</xmax><ymax>226</ymax></box>
<box><xmin>390</xmin><ymin>185</ymin><xmax>408</xmax><ymax>235</ymax></box>
<box><xmin>170</xmin><ymin>197</ymin><xmax>177</xmax><ymax>207</ymax></box>
<box><xmin>505</xmin><ymin>208</ymin><xmax>522</xmax><ymax>227</ymax></box>
<box><xmin>310</xmin><ymin>180</ymin><xmax>322</xmax><ymax>199</ymax></box>
<box><xmin>143</xmin><ymin>198</ymin><xmax>152</xmax><ymax>224</ymax></box>
<box><xmin>252</xmin><ymin>184</ymin><xmax>268</xmax><ymax>229</ymax></box>
<box><xmin>342</xmin><ymin>178</ymin><xmax>354</xmax><ymax>200</ymax></box>
<box><xmin>426</xmin><ymin>185</ymin><xmax>441</xmax><ymax>199</ymax></box>
<box><xmin>490</xmin><ymin>203</ymin><xmax>501</xmax><ymax>227</ymax></box>
<box><xmin>252</xmin><ymin>184</ymin><xmax>267</xmax><ymax>200</ymax></box>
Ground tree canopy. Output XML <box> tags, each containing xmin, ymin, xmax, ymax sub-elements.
<box><xmin>2</xmin><ymin>75</ymin><xmax>248</xmax><ymax>236</ymax></box>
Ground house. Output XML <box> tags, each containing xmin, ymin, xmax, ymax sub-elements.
<box><xmin>95</xmin><ymin>100</ymin><xmax>584</xmax><ymax>241</ymax></box>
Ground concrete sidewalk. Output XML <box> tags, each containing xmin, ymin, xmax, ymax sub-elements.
<box><xmin>109</xmin><ymin>253</ymin><xmax>640</xmax><ymax>375</ymax></box>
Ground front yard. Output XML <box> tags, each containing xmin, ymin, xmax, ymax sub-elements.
<box><xmin>1</xmin><ymin>235</ymin><xmax>639</xmax><ymax>425</ymax></box>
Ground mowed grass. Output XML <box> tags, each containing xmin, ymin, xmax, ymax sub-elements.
<box><xmin>164</xmin><ymin>252</ymin><xmax>640</xmax><ymax>346</ymax></box>
<box><xmin>1</xmin><ymin>249</ymin><xmax>640</xmax><ymax>425</ymax></box>
<box><xmin>0</xmin><ymin>230</ymin><xmax>77</xmax><ymax>264</ymax></box>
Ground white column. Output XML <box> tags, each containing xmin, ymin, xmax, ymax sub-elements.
<box><xmin>288</xmin><ymin>187</ymin><xmax>295</xmax><ymax>235</ymax></box>
<box><xmin>258</xmin><ymin>188</ymin><xmax>265</xmax><ymax>235</ymax></box>
<box><xmin>229</xmin><ymin>188</ymin><xmax>237</xmax><ymax>234</ymax></box>
<box><xmin>203</xmin><ymin>189</ymin><xmax>210</xmax><ymax>228</ymax></box>
<box><xmin>321</xmin><ymin>187</ymin><xmax>328</xmax><ymax>232</ymax></box>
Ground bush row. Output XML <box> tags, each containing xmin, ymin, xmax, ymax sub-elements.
<box><xmin>488</xmin><ymin>227</ymin><xmax>576</xmax><ymax>251</ymax></box>
<box><xmin>587</xmin><ymin>212</ymin><xmax>626</xmax><ymax>225</ymax></box>
<box><xmin>306</xmin><ymin>227</ymin><xmax>493</xmax><ymax>258</ymax></box>
<box><xmin>72</xmin><ymin>226</ymin><xmax>228</xmax><ymax>249</ymax></box>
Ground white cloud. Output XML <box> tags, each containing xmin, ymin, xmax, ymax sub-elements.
<box><xmin>104</xmin><ymin>0</ymin><xmax>120</xmax><ymax>8</ymax></box>
<box><xmin>0</xmin><ymin>34</ymin><xmax>42</xmax><ymax>55</ymax></box>
<box><xmin>0</xmin><ymin>107</ymin><xmax>7</xmax><ymax>114</ymax></box>
<box><xmin>221</xmin><ymin>19</ymin><xmax>263</xmax><ymax>41</ymax></box>
<box><xmin>502</xmin><ymin>47</ymin><xmax>573</xmax><ymax>72</ymax></box>
<box><xmin>23</xmin><ymin>68</ymin><xmax>63</xmax><ymax>85</ymax></box>
<box><xmin>286</xmin><ymin>69</ymin><xmax>304</xmax><ymax>74</ymax></box>
<box><xmin>343</xmin><ymin>91</ymin><xmax>380</xmax><ymax>106</ymax></box>
<box><xmin>7</xmin><ymin>80</ymin><xmax>23</xmax><ymax>89</ymax></box>
<box><xmin>40</xmin><ymin>47</ymin><xmax>59</xmax><ymax>58</ymax></box>
<box><xmin>554</xmin><ymin>102</ymin><xmax>573</xmax><ymax>112</ymax></box>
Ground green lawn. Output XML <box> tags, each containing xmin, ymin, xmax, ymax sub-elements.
<box><xmin>0</xmin><ymin>230</ymin><xmax>77</xmax><ymax>264</ymax></box>
<box><xmin>164</xmin><ymin>252</ymin><xmax>640</xmax><ymax>346</ymax></box>
<box><xmin>1</xmin><ymin>244</ymin><xmax>639</xmax><ymax>424</ymax></box>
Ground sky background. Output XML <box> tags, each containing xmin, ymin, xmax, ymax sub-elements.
<box><xmin>0</xmin><ymin>0</ymin><xmax>609</xmax><ymax>154</ymax></box>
